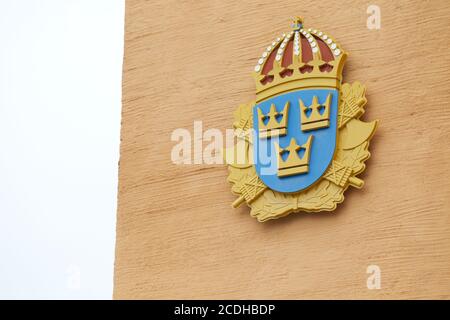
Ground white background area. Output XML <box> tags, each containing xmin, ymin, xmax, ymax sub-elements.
<box><xmin>0</xmin><ymin>1</ymin><xmax>124</xmax><ymax>299</ymax></box>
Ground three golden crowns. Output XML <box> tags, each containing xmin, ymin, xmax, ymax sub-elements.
<box><xmin>258</xmin><ymin>93</ymin><xmax>332</xmax><ymax>177</ymax></box>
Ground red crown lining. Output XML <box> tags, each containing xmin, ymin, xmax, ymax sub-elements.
<box><xmin>260</xmin><ymin>32</ymin><xmax>338</xmax><ymax>83</ymax></box>
<box><xmin>262</xmin><ymin>43</ymin><xmax>280</xmax><ymax>75</ymax></box>
<box><xmin>281</xmin><ymin>38</ymin><xmax>293</xmax><ymax>68</ymax></box>
<box><xmin>300</xmin><ymin>34</ymin><xmax>313</xmax><ymax>63</ymax></box>
<box><xmin>313</xmin><ymin>35</ymin><xmax>334</xmax><ymax>62</ymax></box>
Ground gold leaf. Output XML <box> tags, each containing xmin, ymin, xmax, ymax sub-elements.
<box><xmin>233</xmin><ymin>101</ymin><xmax>254</xmax><ymax>131</ymax></box>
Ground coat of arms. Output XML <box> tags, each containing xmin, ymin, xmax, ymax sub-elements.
<box><xmin>225</xmin><ymin>17</ymin><xmax>378</xmax><ymax>221</ymax></box>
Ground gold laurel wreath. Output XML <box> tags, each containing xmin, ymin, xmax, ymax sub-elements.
<box><xmin>225</xmin><ymin>82</ymin><xmax>378</xmax><ymax>222</ymax></box>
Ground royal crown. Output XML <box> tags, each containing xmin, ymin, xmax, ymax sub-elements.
<box><xmin>257</xmin><ymin>101</ymin><xmax>289</xmax><ymax>138</ymax></box>
<box><xmin>300</xmin><ymin>93</ymin><xmax>332</xmax><ymax>131</ymax></box>
<box><xmin>253</xmin><ymin>17</ymin><xmax>346</xmax><ymax>102</ymax></box>
<box><xmin>275</xmin><ymin>135</ymin><xmax>313</xmax><ymax>177</ymax></box>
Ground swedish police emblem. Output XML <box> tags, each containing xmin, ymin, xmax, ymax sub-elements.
<box><xmin>225</xmin><ymin>17</ymin><xmax>378</xmax><ymax>221</ymax></box>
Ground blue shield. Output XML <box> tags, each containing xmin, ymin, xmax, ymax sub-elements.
<box><xmin>253</xmin><ymin>89</ymin><xmax>338</xmax><ymax>193</ymax></box>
